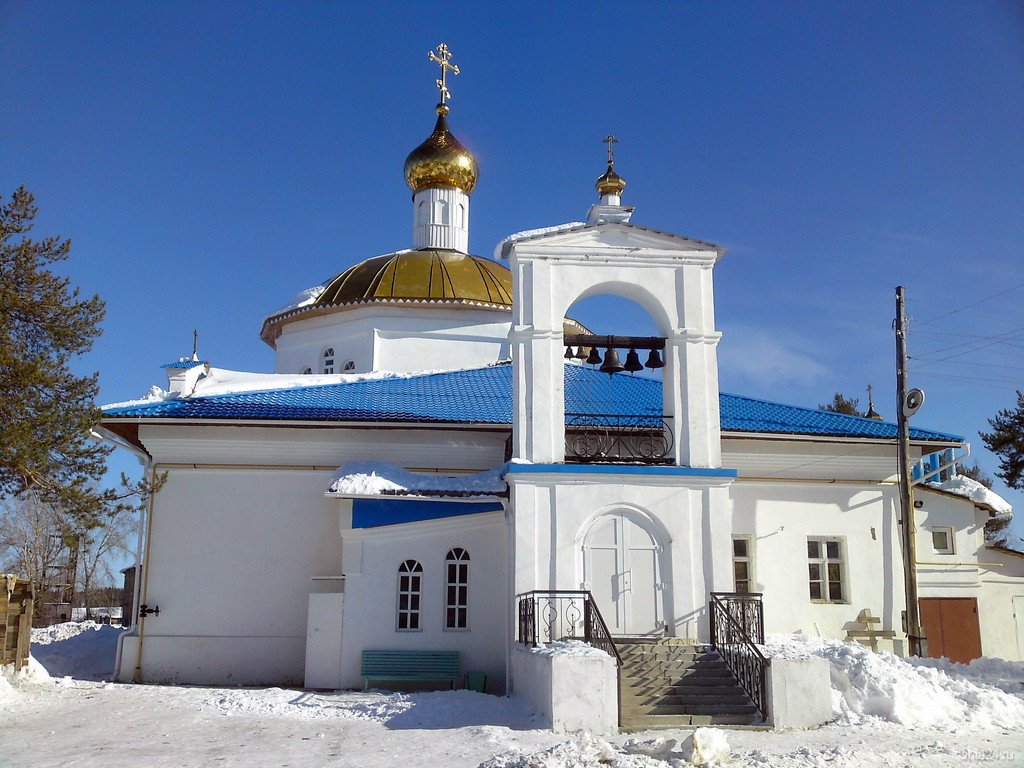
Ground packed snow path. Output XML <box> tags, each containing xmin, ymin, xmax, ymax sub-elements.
<box><xmin>1</xmin><ymin>624</ymin><xmax>1022</xmax><ymax>767</ymax></box>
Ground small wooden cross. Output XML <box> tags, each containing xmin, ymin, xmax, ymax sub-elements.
<box><xmin>602</xmin><ymin>135</ymin><xmax>619</xmax><ymax>165</ymax></box>
<box><xmin>428</xmin><ymin>43</ymin><xmax>460</xmax><ymax>104</ymax></box>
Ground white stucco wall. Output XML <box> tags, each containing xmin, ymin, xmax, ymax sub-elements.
<box><xmin>508</xmin><ymin>468</ymin><xmax>735</xmax><ymax>642</ymax></box>
<box><xmin>767</xmin><ymin>657</ymin><xmax>832</xmax><ymax>729</ymax></box>
<box><xmin>510</xmin><ymin>644</ymin><xmax>618</xmax><ymax>733</ymax></box>
<box><xmin>272</xmin><ymin>304</ymin><xmax>512</xmax><ymax>374</ymax></box>
<box><xmin>915</xmin><ymin>489</ymin><xmax>1024</xmax><ymax>661</ymax></box>
<box><xmin>122</xmin><ymin>465</ymin><xmax>344</xmax><ymax>685</ymax></box>
<box><xmin>731</xmin><ymin>480</ymin><xmax>906</xmax><ymax>646</ymax></box>
<box><xmin>338</xmin><ymin>510</ymin><xmax>509</xmax><ymax>692</ymax></box>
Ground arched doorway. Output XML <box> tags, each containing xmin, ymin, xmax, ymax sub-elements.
<box><xmin>583</xmin><ymin>510</ymin><xmax>664</xmax><ymax>636</ymax></box>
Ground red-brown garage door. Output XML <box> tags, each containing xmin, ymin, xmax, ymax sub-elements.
<box><xmin>919</xmin><ymin>597</ymin><xmax>982</xmax><ymax>663</ymax></box>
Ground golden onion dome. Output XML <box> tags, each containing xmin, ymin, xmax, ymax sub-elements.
<box><xmin>596</xmin><ymin>162</ymin><xmax>626</xmax><ymax>197</ymax></box>
<box><xmin>316</xmin><ymin>248</ymin><xmax>511</xmax><ymax>307</ymax></box>
<box><xmin>404</xmin><ymin>104</ymin><xmax>479</xmax><ymax>195</ymax></box>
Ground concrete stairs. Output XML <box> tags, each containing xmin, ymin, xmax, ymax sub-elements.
<box><xmin>617</xmin><ymin>638</ymin><xmax>764</xmax><ymax>730</ymax></box>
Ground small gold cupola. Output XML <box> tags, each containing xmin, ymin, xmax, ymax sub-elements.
<box><xmin>596</xmin><ymin>134</ymin><xmax>626</xmax><ymax>203</ymax></box>
<box><xmin>587</xmin><ymin>134</ymin><xmax>634</xmax><ymax>224</ymax></box>
<box><xmin>406</xmin><ymin>43</ymin><xmax>477</xmax><ymax>252</ymax></box>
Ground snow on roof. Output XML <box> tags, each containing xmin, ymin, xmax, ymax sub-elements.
<box><xmin>494</xmin><ymin>222</ymin><xmax>586</xmax><ymax>261</ymax></box>
<box><xmin>102</xmin><ymin>364</ymin><xmax>492</xmax><ymax>411</ymax></box>
<box><xmin>327</xmin><ymin>461</ymin><xmax>507</xmax><ymax>497</ymax></box>
<box><xmin>925</xmin><ymin>475</ymin><xmax>1013</xmax><ymax>515</ymax></box>
<box><xmin>264</xmin><ymin>282</ymin><xmax>327</xmax><ymax>322</ymax></box>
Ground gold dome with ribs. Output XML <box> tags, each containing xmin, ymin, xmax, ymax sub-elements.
<box><xmin>316</xmin><ymin>248</ymin><xmax>510</xmax><ymax>306</ymax></box>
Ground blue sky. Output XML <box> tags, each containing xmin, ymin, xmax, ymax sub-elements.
<box><xmin>2</xmin><ymin>2</ymin><xmax>1022</xmax><ymax>510</ymax></box>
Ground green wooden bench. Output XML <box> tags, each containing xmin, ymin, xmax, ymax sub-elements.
<box><xmin>360</xmin><ymin>649</ymin><xmax>461</xmax><ymax>691</ymax></box>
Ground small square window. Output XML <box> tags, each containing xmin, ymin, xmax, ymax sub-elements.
<box><xmin>931</xmin><ymin>527</ymin><xmax>954</xmax><ymax>555</ymax></box>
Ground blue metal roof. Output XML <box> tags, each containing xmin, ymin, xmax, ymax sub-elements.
<box><xmin>103</xmin><ymin>362</ymin><xmax>961</xmax><ymax>441</ymax></box>
<box><xmin>161</xmin><ymin>360</ymin><xmax>207</xmax><ymax>369</ymax></box>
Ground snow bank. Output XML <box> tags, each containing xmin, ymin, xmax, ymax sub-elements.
<box><xmin>482</xmin><ymin>729</ymin><xmax>731</xmax><ymax>767</ymax></box>
<box><xmin>764</xmin><ymin>634</ymin><xmax>1024</xmax><ymax>731</ymax></box>
<box><xmin>30</xmin><ymin>621</ymin><xmax>125</xmax><ymax>681</ymax></box>
<box><xmin>927</xmin><ymin>475</ymin><xmax>1013</xmax><ymax>515</ymax></box>
<box><xmin>328</xmin><ymin>460</ymin><xmax>507</xmax><ymax>496</ymax></box>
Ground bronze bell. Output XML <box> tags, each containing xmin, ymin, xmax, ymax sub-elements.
<box><xmin>575</xmin><ymin>346</ymin><xmax>588</xmax><ymax>360</ymax></box>
<box><xmin>564</xmin><ymin>346</ymin><xmax>574</xmax><ymax>359</ymax></box>
<box><xmin>645</xmin><ymin>348</ymin><xmax>665</xmax><ymax>369</ymax></box>
<box><xmin>599</xmin><ymin>347</ymin><xmax>625</xmax><ymax>374</ymax></box>
<box><xmin>623</xmin><ymin>348</ymin><xmax>644</xmax><ymax>373</ymax></box>
<box><xmin>585</xmin><ymin>347</ymin><xmax>603</xmax><ymax>366</ymax></box>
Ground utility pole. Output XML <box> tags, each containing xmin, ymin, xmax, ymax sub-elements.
<box><xmin>895</xmin><ymin>286</ymin><xmax>924</xmax><ymax>656</ymax></box>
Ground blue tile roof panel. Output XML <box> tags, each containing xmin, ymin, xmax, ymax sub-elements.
<box><xmin>161</xmin><ymin>360</ymin><xmax>208</xmax><ymax>369</ymax></box>
<box><xmin>103</xmin><ymin>362</ymin><xmax>961</xmax><ymax>441</ymax></box>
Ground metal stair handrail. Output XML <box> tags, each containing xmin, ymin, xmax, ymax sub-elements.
<box><xmin>709</xmin><ymin>592</ymin><xmax>768</xmax><ymax>719</ymax></box>
<box><xmin>516</xmin><ymin>589</ymin><xmax>621</xmax><ymax>665</ymax></box>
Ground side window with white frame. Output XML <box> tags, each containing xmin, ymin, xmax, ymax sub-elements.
<box><xmin>445</xmin><ymin>548</ymin><xmax>470</xmax><ymax>630</ymax></box>
<box><xmin>321</xmin><ymin>347</ymin><xmax>335</xmax><ymax>374</ymax></box>
<box><xmin>343</xmin><ymin>359</ymin><xmax>355</xmax><ymax>372</ymax></box>
<box><xmin>931</xmin><ymin>526</ymin><xmax>955</xmax><ymax>555</ymax></box>
<box><xmin>807</xmin><ymin>537</ymin><xmax>845</xmax><ymax>603</ymax></box>
<box><xmin>732</xmin><ymin>535</ymin><xmax>753</xmax><ymax>593</ymax></box>
<box><xmin>397</xmin><ymin>559</ymin><xmax>423</xmax><ymax>631</ymax></box>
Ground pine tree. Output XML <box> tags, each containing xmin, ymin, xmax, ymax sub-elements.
<box><xmin>818</xmin><ymin>393</ymin><xmax>866</xmax><ymax>417</ymax></box>
<box><xmin>0</xmin><ymin>186</ymin><xmax>114</xmax><ymax>528</ymax></box>
<box><xmin>980</xmin><ymin>390</ymin><xmax>1024</xmax><ymax>490</ymax></box>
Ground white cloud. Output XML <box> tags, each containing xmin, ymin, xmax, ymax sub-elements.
<box><xmin>718</xmin><ymin>325</ymin><xmax>829</xmax><ymax>388</ymax></box>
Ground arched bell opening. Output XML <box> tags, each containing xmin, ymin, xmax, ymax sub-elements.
<box><xmin>562</xmin><ymin>292</ymin><xmax>672</xmax><ymax>464</ymax></box>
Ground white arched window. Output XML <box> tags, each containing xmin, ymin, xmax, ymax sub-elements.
<box><xmin>444</xmin><ymin>548</ymin><xmax>470</xmax><ymax>630</ymax></box>
<box><xmin>321</xmin><ymin>347</ymin><xmax>335</xmax><ymax>374</ymax></box>
<box><xmin>343</xmin><ymin>360</ymin><xmax>355</xmax><ymax>372</ymax></box>
<box><xmin>432</xmin><ymin>198</ymin><xmax>449</xmax><ymax>225</ymax></box>
<box><xmin>397</xmin><ymin>559</ymin><xmax>423</xmax><ymax>631</ymax></box>
<box><xmin>301</xmin><ymin>367</ymin><xmax>312</xmax><ymax>375</ymax></box>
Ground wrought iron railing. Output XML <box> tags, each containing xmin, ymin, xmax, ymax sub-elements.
<box><xmin>709</xmin><ymin>592</ymin><xmax>768</xmax><ymax>719</ymax></box>
<box><xmin>564</xmin><ymin>414</ymin><xmax>673</xmax><ymax>463</ymax></box>
<box><xmin>516</xmin><ymin>590</ymin><xmax>621</xmax><ymax>665</ymax></box>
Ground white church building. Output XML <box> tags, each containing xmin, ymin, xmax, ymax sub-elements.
<box><xmin>99</xmin><ymin>46</ymin><xmax>1022</xmax><ymax>729</ymax></box>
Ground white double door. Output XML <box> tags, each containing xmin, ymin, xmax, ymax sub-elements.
<box><xmin>583</xmin><ymin>511</ymin><xmax>663</xmax><ymax>636</ymax></box>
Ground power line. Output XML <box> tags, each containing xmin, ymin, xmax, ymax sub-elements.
<box><xmin>908</xmin><ymin>370</ymin><xmax>1023</xmax><ymax>392</ymax></box>
<box><xmin>909</xmin><ymin>282</ymin><xmax>1024</xmax><ymax>328</ymax></box>
<box><xmin>909</xmin><ymin>357</ymin><xmax>1024</xmax><ymax>373</ymax></box>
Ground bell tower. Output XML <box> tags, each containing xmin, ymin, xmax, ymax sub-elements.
<box><xmin>507</xmin><ymin>151</ymin><xmax>726</xmax><ymax>468</ymax></box>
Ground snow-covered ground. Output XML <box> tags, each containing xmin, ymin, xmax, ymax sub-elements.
<box><xmin>2</xmin><ymin>624</ymin><xmax>1022</xmax><ymax>767</ymax></box>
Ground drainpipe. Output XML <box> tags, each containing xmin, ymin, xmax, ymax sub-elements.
<box><xmin>89</xmin><ymin>427</ymin><xmax>155</xmax><ymax>682</ymax></box>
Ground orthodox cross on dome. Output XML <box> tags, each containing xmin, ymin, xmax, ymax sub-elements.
<box><xmin>428</xmin><ymin>43</ymin><xmax>460</xmax><ymax>104</ymax></box>
<box><xmin>602</xmin><ymin>134</ymin><xmax>619</xmax><ymax>166</ymax></box>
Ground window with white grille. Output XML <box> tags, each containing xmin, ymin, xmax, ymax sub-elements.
<box><xmin>444</xmin><ymin>548</ymin><xmax>469</xmax><ymax>630</ymax></box>
<box><xmin>807</xmin><ymin>538</ymin><xmax>845</xmax><ymax>603</ymax></box>
<box><xmin>397</xmin><ymin>559</ymin><xmax>423</xmax><ymax>631</ymax></box>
